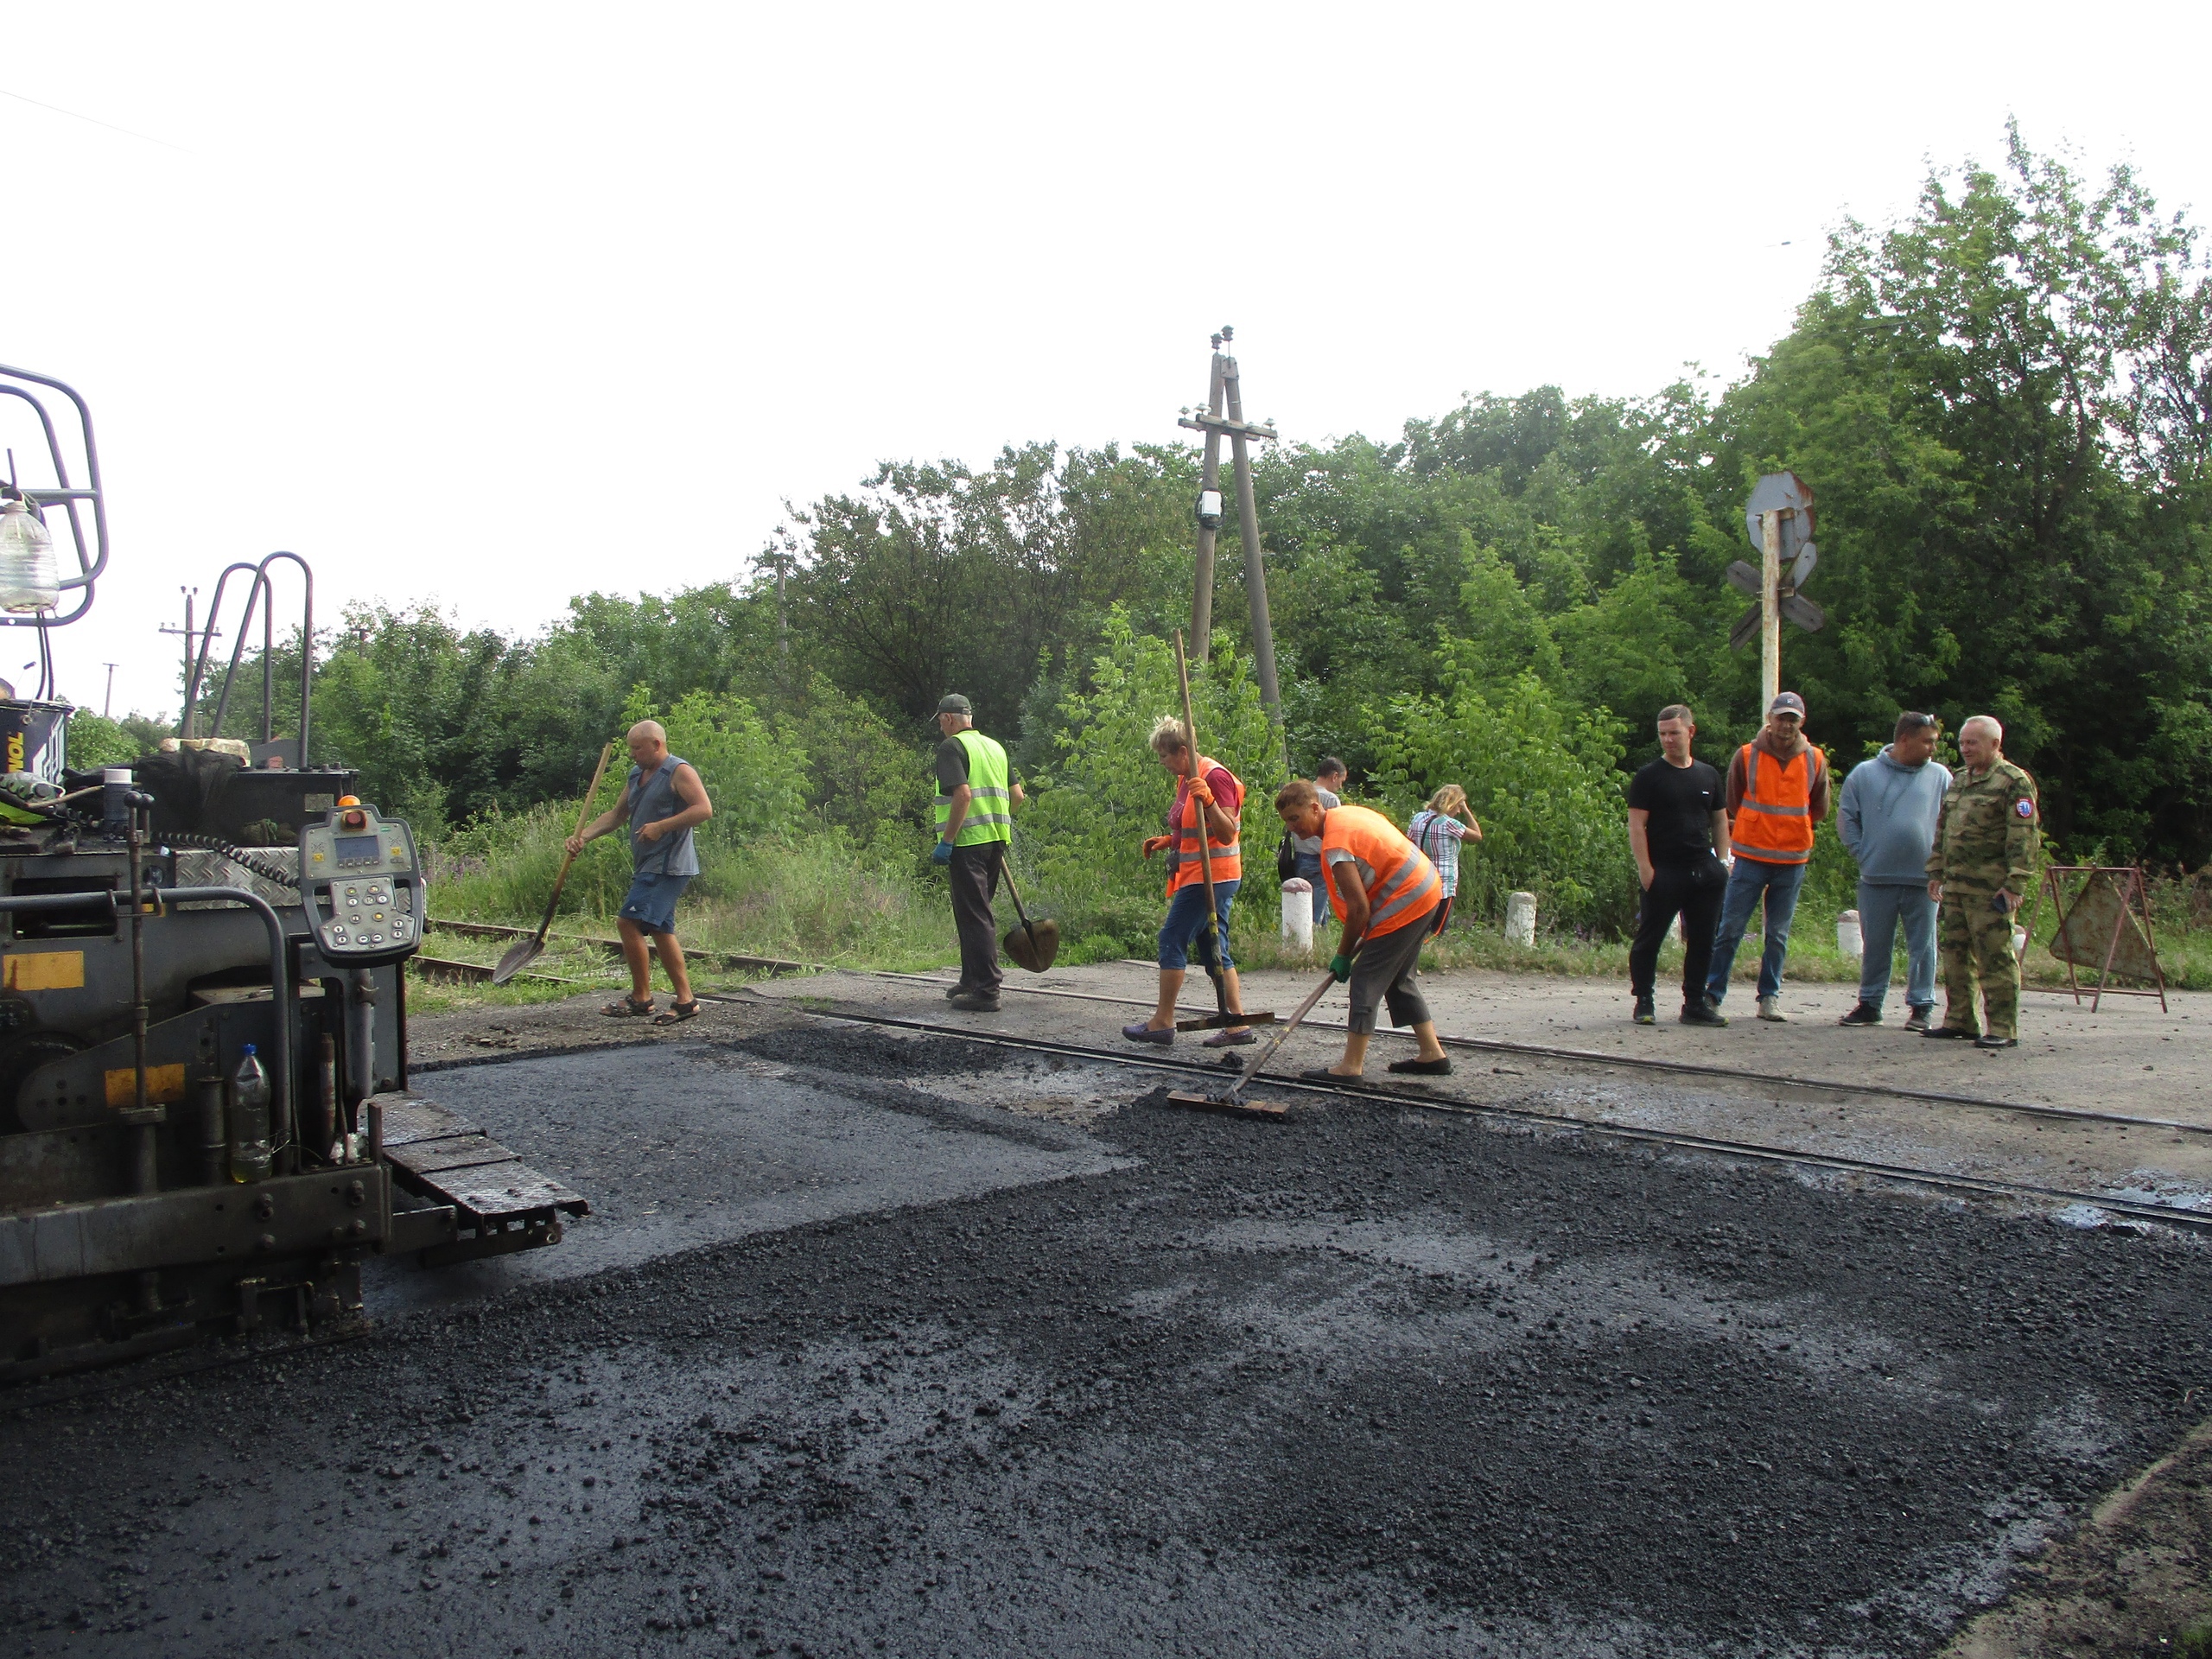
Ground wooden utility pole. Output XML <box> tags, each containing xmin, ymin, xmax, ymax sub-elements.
<box><xmin>1177</xmin><ymin>325</ymin><xmax>1282</xmax><ymax>720</ymax></box>
<box><xmin>156</xmin><ymin>587</ymin><xmax>202</xmax><ymax>736</ymax></box>
<box><xmin>1186</xmin><ymin>347</ymin><xmax>1227</xmax><ymax>656</ymax></box>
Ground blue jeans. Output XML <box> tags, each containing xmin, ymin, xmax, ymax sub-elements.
<box><xmin>1294</xmin><ymin>850</ymin><xmax>1326</xmax><ymax>924</ymax></box>
<box><xmin>1158</xmin><ymin>878</ymin><xmax>1239</xmax><ymax>970</ymax></box>
<box><xmin>1704</xmin><ymin>857</ymin><xmax>1808</xmax><ymax>1004</ymax></box>
<box><xmin>1857</xmin><ymin>880</ymin><xmax>1937</xmax><ymax>1013</ymax></box>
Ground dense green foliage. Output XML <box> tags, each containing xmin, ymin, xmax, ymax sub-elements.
<box><xmin>99</xmin><ymin>132</ymin><xmax>2212</xmax><ymax>953</ymax></box>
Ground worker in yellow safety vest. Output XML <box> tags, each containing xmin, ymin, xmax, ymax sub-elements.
<box><xmin>931</xmin><ymin>693</ymin><xmax>1023</xmax><ymax>1013</ymax></box>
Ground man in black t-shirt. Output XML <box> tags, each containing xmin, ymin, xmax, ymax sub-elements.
<box><xmin>1625</xmin><ymin>704</ymin><xmax>1732</xmax><ymax>1027</ymax></box>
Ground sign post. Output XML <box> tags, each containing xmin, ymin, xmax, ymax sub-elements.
<box><xmin>1759</xmin><ymin>508</ymin><xmax>1783</xmax><ymax>713</ymax></box>
<box><xmin>1729</xmin><ymin>473</ymin><xmax>1823</xmax><ymax>695</ymax></box>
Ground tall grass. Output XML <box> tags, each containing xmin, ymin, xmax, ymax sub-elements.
<box><xmin>426</xmin><ymin>803</ymin><xmax>959</xmax><ymax>973</ymax></box>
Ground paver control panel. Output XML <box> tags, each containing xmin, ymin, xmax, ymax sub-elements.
<box><xmin>299</xmin><ymin>801</ymin><xmax>422</xmax><ymax>966</ymax></box>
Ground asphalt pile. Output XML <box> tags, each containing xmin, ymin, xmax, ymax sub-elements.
<box><xmin>2</xmin><ymin>1024</ymin><xmax>2207</xmax><ymax>1657</ymax></box>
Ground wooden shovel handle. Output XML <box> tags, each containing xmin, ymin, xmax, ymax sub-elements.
<box><xmin>537</xmin><ymin>741</ymin><xmax>617</xmax><ymax>941</ymax></box>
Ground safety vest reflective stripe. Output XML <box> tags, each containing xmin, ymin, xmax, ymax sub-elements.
<box><xmin>1732</xmin><ymin>744</ymin><xmax>1819</xmax><ymax>863</ymax></box>
<box><xmin>1366</xmin><ymin>855</ymin><xmax>1440</xmax><ymax>930</ymax></box>
<box><xmin>1169</xmin><ymin>755</ymin><xmax>1242</xmax><ymax>892</ymax></box>
<box><xmin>932</xmin><ymin>730</ymin><xmax>1014</xmax><ymax>846</ymax></box>
<box><xmin>1319</xmin><ymin>804</ymin><xmax>1440</xmax><ymax>938</ymax></box>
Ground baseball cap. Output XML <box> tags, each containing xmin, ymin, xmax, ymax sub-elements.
<box><xmin>935</xmin><ymin>694</ymin><xmax>973</xmax><ymax>716</ymax></box>
<box><xmin>1768</xmin><ymin>692</ymin><xmax>1807</xmax><ymax>717</ymax></box>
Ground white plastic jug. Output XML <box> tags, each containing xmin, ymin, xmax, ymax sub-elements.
<box><xmin>1280</xmin><ymin>879</ymin><xmax>1314</xmax><ymax>950</ymax></box>
<box><xmin>1836</xmin><ymin>910</ymin><xmax>1863</xmax><ymax>959</ymax></box>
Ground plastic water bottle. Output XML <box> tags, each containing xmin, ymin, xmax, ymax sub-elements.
<box><xmin>230</xmin><ymin>1045</ymin><xmax>272</xmax><ymax>1184</ymax></box>
<box><xmin>0</xmin><ymin>499</ymin><xmax>57</xmax><ymax>613</ymax></box>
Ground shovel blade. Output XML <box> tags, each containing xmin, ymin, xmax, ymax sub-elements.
<box><xmin>489</xmin><ymin>937</ymin><xmax>546</xmax><ymax>986</ymax></box>
<box><xmin>1002</xmin><ymin>917</ymin><xmax>1060</xmax><ymax>974</ymax></box>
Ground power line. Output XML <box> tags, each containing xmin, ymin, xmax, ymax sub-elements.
<box><xmin>0</xmin><ymin>86</ymin><xmax>188</xmax><ymax>153</ymax></box>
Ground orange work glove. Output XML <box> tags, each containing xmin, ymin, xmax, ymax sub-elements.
<box><xmin>1186</xmin><ymin>778</ymin><xmax>1214</xmax><ymax>807</ymax></box>
<box><xmin>1141</xmin><ymin>835</ymin><xmax>1173</xmax><ymax>859</ymax></box>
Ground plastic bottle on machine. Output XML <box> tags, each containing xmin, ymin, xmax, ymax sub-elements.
<box><xmin>229</xmin><ymin>1045</ymin><xmax>272</xmax><ymax>1184</ymax></box>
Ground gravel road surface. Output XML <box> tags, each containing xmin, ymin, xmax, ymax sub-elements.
<box><xmin>3</xmin><ymin>1020</ymin><xmax>2206</xmax><ymax>1657</ymax></box>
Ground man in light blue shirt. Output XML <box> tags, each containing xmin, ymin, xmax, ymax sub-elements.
<box><xmin>1836</xmin><ymin>712</ymin><xmax>1951</xmax><ymax>1029</ymax></box>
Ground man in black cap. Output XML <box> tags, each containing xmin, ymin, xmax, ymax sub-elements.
<box><xmin>931</xmin><ymin>694</ymin><xmax>1024</xmax><ymax>1012</ymax></box>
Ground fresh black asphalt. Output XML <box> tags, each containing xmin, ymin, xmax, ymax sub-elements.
<box><xmin>3</xmin><ymin>1024</ymin><xmax>2206</xmax><ymax>1657</ymax></box>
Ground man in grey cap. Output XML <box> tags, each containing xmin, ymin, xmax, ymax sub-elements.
<box><xmin>1701</xmin><ymin>691</ymin><xmax>1831</xmax><ymax>1022</ymax></box>
<box><xmin>931</xmin><ymin>694</ymin><xmax>1024</xmax><ymax>1012</ymax></box>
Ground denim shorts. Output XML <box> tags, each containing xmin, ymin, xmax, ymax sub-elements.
<box><xmin>618</xmin><ymin>871</ymin><xmax>692</xmax><ymax>935</ymax></box>
<box><xmin>1158</xmin><ymin>878</ymin><xmax>1238</xmax><ymax>970</ymax></box>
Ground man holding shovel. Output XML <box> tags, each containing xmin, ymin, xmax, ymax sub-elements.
<box><xmin>568</xmin><ymin>720</ymin><xmax>714</xmax><ymax>1025</ymax></box>
<box><xmin>931</xmin><ymin>694</ymin><xmax>1025</xmax><ymax>1014</ymax></box>
<box><xmin>1274</xmin><ymin>779</ymin><xmax>1451</xmax><ymax>1080</ymax></box>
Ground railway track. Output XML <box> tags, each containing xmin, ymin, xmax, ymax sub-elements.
<box><xmin>747</xmin><ymin>998</ymin><xmax>2212</xmax><ymax>1237</ymax></box>
<box><xmin>423</xmin><ymin>918</ymin><xmax>806</xmax><ymax>976</ymax></box>
<box><xmin>846</xmin><ymin>969</ymin><xmax>2212</xmax><ymax>1140</ymax></box>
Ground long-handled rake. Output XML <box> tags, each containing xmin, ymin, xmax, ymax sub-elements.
<box><xmin>1167</xmin><ymin>964</ymin><xmax>1342</xmax><ymax>1117</ymax></box>
<box><xmin>1167</xmin><ymin>628</ymin><xmax>1275</xmax><ymax>1035</ymax></box>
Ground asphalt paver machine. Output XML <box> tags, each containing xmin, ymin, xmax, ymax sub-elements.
<box><xmin>0</xmin><ymin>363</ymin><xmax>584</xmax><ymax>1382</ymax></box>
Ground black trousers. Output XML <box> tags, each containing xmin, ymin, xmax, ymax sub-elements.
<box><xmin>1628</xmin><ymin>856</ymin><xmax>1726</xmax><ymax>1004</ymax></box>
<box><xmin>949</xmin><ymin>842</ymin><xmax>1005</xmax><ymax>993</ymax></box>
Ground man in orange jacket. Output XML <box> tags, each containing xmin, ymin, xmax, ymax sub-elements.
<box><xmin>1703</xmin><ymin>691</ymin><xmax>1831</xmax><ymax>1022</ymax></box>
<box><xmin>1274</xmin><ymin>779</ymin><xmax>1452</xmax><ymax>1080</ymax></box>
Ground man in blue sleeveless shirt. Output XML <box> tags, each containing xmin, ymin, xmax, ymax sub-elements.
<box><xmin>568</xmin><ymin>720</ymin><xmax>715</xmax><ymax>1025</ymax></box>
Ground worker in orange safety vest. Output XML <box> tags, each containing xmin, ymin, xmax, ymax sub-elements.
<box><xmin>1274</xmin><ymin>778</ymin><xmax>1452</xmax><ymax>1081</ymax></box>
<box><xmin>1701</xmin><ymin>691</ymin><xmax>1831</xmax><ymax>1023</ymax></box>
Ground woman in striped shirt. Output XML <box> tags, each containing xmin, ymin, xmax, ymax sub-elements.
<box><xmin>1408</xmin><ymin>785</ymin><xmax>1483</xmax><ymax>935</ymax></box>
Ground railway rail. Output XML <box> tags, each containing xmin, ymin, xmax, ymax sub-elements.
<box><xmin>847</xmin><ymin>970</ymin><xmax>2212</xmax><ymax>1140</ymax></box>
<box><xmin>739</xmin><ymin>998</ymin><xmax>2212</xmax><ymax>1237</ymax></box>
<box><xmin>423</xmin><ymin>918</ymin><xmax>806</xmax><ymax>975</ymax></box>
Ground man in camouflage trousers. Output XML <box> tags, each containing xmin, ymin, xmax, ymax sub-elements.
<box><xmin>1924</xmin><ymin>715</ymin><xmax>2040</xmax><ymax>1050</ymax></box>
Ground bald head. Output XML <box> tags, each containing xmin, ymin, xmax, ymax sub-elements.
<box><xmin>626</xmin><ymin>721</ymin><xmax>669</xmax><ymax>767</ymax></box>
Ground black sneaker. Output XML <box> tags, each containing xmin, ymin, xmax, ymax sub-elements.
<box><xmin>1974</xmin><ymin>1033</ymin><xmax>2018</xmax><ymax>1050</ymax></box>
<box><xmin>1923</xmin><ymin>1024</ymin><xmax>1976</xmax><ymax>1039</ymax></box>
<box><xmin>1838</xmin><ymin>1003</ymin><xmax>1882</xmax><ymax>1027</ymax></box>
<box><xmin>1903</xmin><ymin>1006</ymin><xmax>1931</xmax><ymax>1033</ymax></box>
<box><xmin>1680</xmin><ymin>1001</ymin><xmax>1728</xmax><ymax>1027</ymax></box>
<box><xmin>1633</xmin><ymin>997</ymin><xmax>1656</xmax><ymax>1026</ymax></box>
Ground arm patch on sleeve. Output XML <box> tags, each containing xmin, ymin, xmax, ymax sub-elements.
<box><xmin>2015</xmin><ymin>798</ymin><xmax>2036</xmax><ymax>819</ymax></box>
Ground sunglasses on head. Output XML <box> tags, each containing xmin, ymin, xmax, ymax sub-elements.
<box><xmin>1897</xmin><ymin>713</ymin><xmax>1938</xmax><ymax>731</ymax></box>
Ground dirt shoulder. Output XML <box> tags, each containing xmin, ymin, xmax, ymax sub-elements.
<box><xmin>404</xmin><ymin>984</ymin><xmax>804</xmax><ymax>1070</ymax></box>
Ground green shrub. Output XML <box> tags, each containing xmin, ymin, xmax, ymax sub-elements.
<box><xmin>1368</xmin><ymin>664</ymin><xmax>1635</xmax><ymax>935</ymax></box>
<box><xmin>1018</xmin><ymin>609</ymin><xmax>1291</xmax><ymax>950</ymax></box>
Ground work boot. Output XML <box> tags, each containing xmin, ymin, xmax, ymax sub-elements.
<box><xmin>1680</xmin><ymin>1001</ymin><xmax>1727</xmax><ymax>1027</ymax></box>
<box><xmin>1974</xmin><ymin>1033</ymin><xmax>2018</xmax><ymax>1050</ymax></box>
<box><xmin>944</xmin><ymin>982</ymin><xmax>969</xmax><ymax>1000</ymax></box>
<box><xmin>1838</xmin><ymin>1002</ymin><xmax>1881</xmax><ymax>1027</ymax></box>
<box><xmin>1923</xmin><ymin>1023</ymin><xmax>1976</xmax><ymax>1039</ymax></box>
<box><xmin>1903</xmin><ymin>1006</ymin><xmax>1932</xmax><ymax>1033</ymax></box>
<box><xmin>1632</xmin><ymin>996</ymin><xmax>1656</xmax><ymax>1026</ymax></box>
<box><xmin>948</xmin><ymin>989</ymin><xmax>1001</xmax><ymax>1014</ymax></box>
<box><xmin>1757</xmin><ymin>996</ymin><xmax>1787</xmax><ymax>1022</ymax></box>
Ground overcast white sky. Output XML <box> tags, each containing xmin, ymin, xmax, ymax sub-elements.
<box><xmin>1</xmin><ymin>1</ymin><xmax>2205</xmax><ymax>725</ymax></box>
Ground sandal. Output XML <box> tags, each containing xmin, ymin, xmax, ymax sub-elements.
<box><xmin>652</xmin><ymin>999</ymin><xmax>701</xmax><ymax>1027</ymax></box>
<box><xmin>603</xmin><ymin>996</ymin><xmax>656</xmax><ymax>1018</ymax></box>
